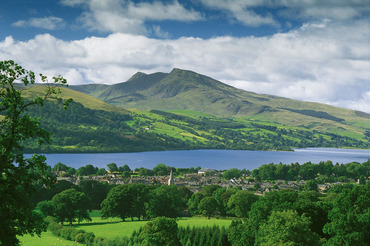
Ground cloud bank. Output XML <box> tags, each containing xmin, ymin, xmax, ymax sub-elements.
<box><xmin>1</xmin><ymin>18</ymin><xmax>369</xmax><ymax>113</ymax></box>
<box><xmin>12</xmin><ymin>16</ymin><xmax>66</xmax><ymax>30</ymax></box>
<box><xmin>60</xmin><ymin>0</ymin><xmax>204</xmax><ymax>35</ymax></box>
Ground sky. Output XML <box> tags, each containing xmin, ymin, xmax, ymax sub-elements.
<box><xmin>1</xmin><ymin>0</ymin><xmax>369</xmax><ymax>113</ymax></box>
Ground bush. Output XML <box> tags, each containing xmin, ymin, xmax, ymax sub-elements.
<box><xmin>75</xmin><ymin>233</ymin><xmax>85</xmax><ymax>243</ymax></box>
<box><xmin>48</xmin><ymin>222</ymin><xmax>63</xmax><ymax>236</ymax></box>
<box><xmin>84</xmin><ymin>232</ymin><xmax>96</xmax><ymax>245</ymax></box>
<box><xmin>71</xmin><ymin>229</ymin><xmax>86</xmax><ymax>241</ymax></box>
<box><xmin>47</xmin><ymin>219</ymin><xmax>95</xmax><ymax>245</ymax></box>
<box><xmin>60</xmin><ymin>227</ymin><xmax>75</xmax><ymax>240</ymax></box>
<box><xmin>44</xmin><ymin>216</ymin><xmax>57</xmax><ymax>225</ymax></box>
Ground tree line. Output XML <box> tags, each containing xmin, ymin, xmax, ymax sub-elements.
<box><xmin>37</xmin><ymin>181</ymin><xmax>369</xmax><ymax>245</ymax></box>
<box><xmin>20</xmin><ymin>97</ymin><xmax>370</xmax><ymax>154</ymax></box>
<box><xmin>31</xmin><ymin>159</ymin><xmax>369</xmax><ymax>245</ymax></box>
<box><xmin>50</xmin><ymin>159</ymin><xmax>370</xmax><ymax>182</ymax></box>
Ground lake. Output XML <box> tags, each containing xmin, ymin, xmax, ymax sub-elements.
<box><xmin>26</xmin><ymin>148</ymin><xmax>370</xmax><ymax>171</ymax></box>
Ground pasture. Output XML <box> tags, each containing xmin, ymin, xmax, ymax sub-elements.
<box><xmin>19</xmin><ymin>211</ymin><xmax>233</xmax><ymax>245</ymax></box>
<box><xmin>74</xmin><ymin>212</ymin><xmax>233</xmax><ymax>238</ymax></box>
<box><xmin>19</xmin><ymin>231</ymin><xmax>79</xmax><ymax>246</ymax></box>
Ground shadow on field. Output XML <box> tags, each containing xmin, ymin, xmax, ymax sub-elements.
<box><xmin>74</xmin><ymin>220</ymin><xmax>147</xmax><ymax>227</ymax></box>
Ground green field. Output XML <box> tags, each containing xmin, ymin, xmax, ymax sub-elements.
<box><xmin>19</xmin><ymin>231</ymin><xmax>79</xmax><ymax>246</ymax></box>
<box><xmin>19</xmin><ymin>213</ymin><xmax>233</xmax><ymax>245</ymax></box>
<box><xmin>73</xmin><ymin>213</ymin><xmax>233</xmax><ymax>238</ymax></box>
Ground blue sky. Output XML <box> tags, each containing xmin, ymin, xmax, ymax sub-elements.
<box><xmin>1</xmin><ymin>0</ymin><xmax>369</xmax><ymax>112</ymax></box>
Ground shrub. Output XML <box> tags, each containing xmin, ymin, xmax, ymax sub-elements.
<box><xmin>84</xmin><ymin>232</ymin><xmax>96</xmax><ymax>245</ymax></box>
<box><xmin>48</xmin><ymin>222</ymin><xmax>63</xmax><ymax>236</ymax></box>
<box><xmin>60</xmin><ymin>227</ymin><xmax>75</xmax><ymax>240</ymax></box>
<box><xmin>75</xmin><ymin>233</ymin><xmax>85</xmax><ymax>243</ymax></box>
<box><xmin>70</xmin><ymin>229</ymin><xmax>85</xmax><ymax>241</ymax></box>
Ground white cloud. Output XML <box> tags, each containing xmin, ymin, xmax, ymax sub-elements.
<box><xmin>12</xmin><ymin>16</ymin><xmax>65</xmax><ymax>30</ymax></box>
<box><xmin>61</xmin><ymin>0</ymin><xmax>203</xmax><ymax>35</ymax></box>
<box><xmin>199</xmin><ymin>0</ymin><xmax>277</xmax><ymax>26</ymax></box>
<box><xmin>1</xmin><ymin>19</ymin><xmax>369</xmax><ymax>112</ymax></box>
<box><xmin>199</xmin><ymin>0</ymin><xmax>370</xmax><ymax>26</ymax></box>
<box><xmin>152</xmin><ymin>25</ymin><xmax>170</xmax><ymax>39</ymax></box>
<box><xmin>291</xmin><ymin>0</ymin><xmax>370</xmax><ymax>20</ymax></box>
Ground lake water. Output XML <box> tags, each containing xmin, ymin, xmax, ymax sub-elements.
<box><xmin>26</xmin><ymin>148</ymin><xmax>370</xmax><ymax>170</ymax></box>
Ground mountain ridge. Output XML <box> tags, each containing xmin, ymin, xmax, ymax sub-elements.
<box><xmin>69</xmin><ymin>68</ymin><xmax>369</xmax><ymax>140</ymax></box>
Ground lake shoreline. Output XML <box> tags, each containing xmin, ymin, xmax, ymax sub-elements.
<box><xmin>25</xmin><ymin>148</ymin><xmax>370</xmax><ymax>171</ymax></box>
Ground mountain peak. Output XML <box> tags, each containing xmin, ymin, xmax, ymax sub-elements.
<box><xmin>169</xmin><ymin>68</ymin><xmax>198</xmax><ymax>76</ymax></box>
<box><xmin>128</xmin><ymin>71</ymin><xmax>148</xmax><ymax>81</ymax></box>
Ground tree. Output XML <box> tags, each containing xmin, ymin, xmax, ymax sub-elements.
<box><xmin>222</xmin><ymin>168</ymin><xmax>242</xmax><ymax>180</ymax></box>
<box><xmin>36</xmin><ymin>200</ymin><xmax>55</xmax><ymax>217</ymax></box>
<box><xmin>249</xmin><ymin>190</ymin><xmax>298</xmax><ymax>231</ymax></box>
<box><xmin>304</xmin><ymin>179</ymin><xmax>318</xmax><ymax>191</ymax></box>
<box><xmin>323</xmin><ymin>185</ymin><xmax>370</xmax><ymax>245</ymax></box>
<box><xmin>119</xmin><ymin>164</ymin><xmax>131</xmax><ymax>173</ymax></box>
<box><xmin>96</xmin><ymin>168</ymin><xmax>107</xmax><ymax>175</ymax></box>
<box><xmin>52</xmin><ymin>162</ymin><xmax>69</xmax><ymax>172</ymax></box>
<box><xmin>228</xmin><ymin>220</ymin><xmax>255</xmax><ymax>246</ymax></box>
<box><xmin>101</xmin><ymin>185</ymin><xmax>132</xmax><ymax>221</ymax></box>
<box><xmin>299</xmin><ymin>162</ymin><xmax>318</xmax><ymax>180</ymax></box>
<box><xmin>107</xmin><ymin>163</ymin><xmax>118</xmax><ymax>172</ymax></box>
<box><xmin>79</xmin><ymin>180</ymin><xmax>111</xmax><ymax>210</ymax></box>
<box><xmin>140</xmin><ymin>217</ymin><xmax>180</xmax><ymax>246</ymax></box>
<box><xmin>199</xmin><ymin>197</ymin><xmax>218</xmax><ymax>219</ymax></box>
<box><xmin>146</xmin><ymin>185</ymin><xmax>186</xmax><ymax>218</ymax></box>
<box><xmin>51</xmin><ymin>188</ymin><xmax>91</xmax><ymax>225</ymax></box>
<box><xmin>153</xmin><ymin>163</ymin><xmax>170</xmax><ymax>176</ymax></box>
<box><xmin>128</xmin><ymin>183</ymin><xmax>151</xmax><ymax>221</ymax></box>
<box><xmin>122</xmin><ymin>171</ymin><xmax>131</xmax><ymax>178</ymax></box>
<box><xmin>227</xmin><ymin>190</ymin><xmax>259</xmax><ymax>218</ymax></box>
<box><xmin>76</xmin><ymin>164</ymin><xmax>98</xmax><ymax>176</ymax></box>
<box><xmin>187</xmin><ymin>192</ymin><xmax>205</xmax><ymax>215</ymax></box>
<box><xmin>138</xmin><ymin>167</ymin><xmax>154</xmax><ymax>176</ymax></box>
<box><xmin>359</xmin><ymin>175</ymin><xmax>366</xmax><ymax>185</ymax></box>
<box><xmin>101</xmin><ymin>184</ymin><xmax>150</xmax><ymax>221</ymax></box>
<box><xmin>255</xmin><ymin>210</ymin><xmax>320</xmax><ymax>246</ymax></box>
<box><xmin>0</xmin><ymin>60</ymin><xmax>69</xmax><ymax>245</ymax></box>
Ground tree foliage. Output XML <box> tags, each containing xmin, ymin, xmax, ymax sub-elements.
<box><xmin>101</xmin><ymin>183</ymin><xmax>150</xmax><ymax>221</ymax></box>
<box><xmin>51</xmin><ymin>188</ymin><xmax>91</xmax><ymax>225</ymax></box>
<box><xmin>140</xmin><ymin>217</ymin><xmax>180</xmax><ymax>246</ymax></box>
<box><xmin>227</xmin><ymin>190</ymin><xmax>258</xmax><ymax>218</ymax></box>
<box><xmin>0</xmin><ymin>60</ymin><xmax>69</xmax><ymax>245</ymax></box>
<box><xmin>199</xmin><ymin>196</ymin><xmax>218</xmax><ymax>219</ymax></box>
<box><xmin>323</xmin><ymin>185</ymin><xmax>370</xmax><ymax>245</ymax></box>
<box><xmin>255</xmin><ymin>210</ymin><xmax>320</xmax><ymax>246</ymax></box>
<box><xmin>146</xmin><ymin>185</ymin><xmax>186</xmax><ymax>218</ymax></box>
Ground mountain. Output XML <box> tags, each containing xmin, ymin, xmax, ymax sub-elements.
<box><xmin>70</xmin><ymin>68</ymin><xmax>369</xmax><ymax>140</ymax></box>
<box><xmin>18</xmin><ymin>82</ymin><xmax>369</xmax><ymax>153</ymax></box>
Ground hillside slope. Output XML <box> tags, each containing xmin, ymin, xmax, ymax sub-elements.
<box><xmin>70</xmin><ymin>68</ymin><xmax>369</xmax><ymax>140</ymax></box>
<box><xmin>15</xmin><ymin>84</ymin><xmax>369</xmax><ymax>153</ymax></box>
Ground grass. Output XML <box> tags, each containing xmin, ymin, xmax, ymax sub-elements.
<box><xmin>25</xmin><ymin>86</ymin><xmax>128</xmax><ymax>113</ymax></box>
<box><xmin>18</xmin><ymin>231</ymin><xmax>79</xmax><ymax>246</ymax></box>
<box><xmin>20</xmin><ymin>211</ymin><xmax>233</xmax><ymax>245</ymax></box>
<box><xmin>177</xmin><ymin>216</ymin><xmax>233</xmax><ymax>228</ymax></box>
<box><xmin>73</xmin><ymin>213</ymin><xmax>233</xmax><ymax>239</ymax></box>
<box><xmin>75</xmin><ymin>217</ymin><xmax>233</xmax><ymax>239</ymax></box>
<box><xmin>74</xmin><ymin>219</ymin><xmax>147</xmax><ymax>238</ymax></box>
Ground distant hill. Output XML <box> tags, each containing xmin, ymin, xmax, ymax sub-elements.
<box><xmin>70</xmin><ymin>68</ymin><xmax>369</xmax><ymax>140</ymax></box>
<box><xmin>18</xmin><ymin>81</ymin><xmax>369</xmax><ymax>153</ymax></box>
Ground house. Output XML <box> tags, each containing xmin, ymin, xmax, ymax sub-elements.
<box><xmin>197</xmin><ymin>168</ymin><xmax>216</xmax><ymax>175</ymax></box>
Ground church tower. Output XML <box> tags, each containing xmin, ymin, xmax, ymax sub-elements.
<box><xmin>168</xmin><ymin>169</ymin><xmax>175</xmax><ymax>186</ymax></box>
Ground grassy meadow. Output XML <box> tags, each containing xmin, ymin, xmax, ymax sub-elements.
<box><xmin>19</xmin><ymin>231</ymin><xmax>79</xmax><ymax>246</ymax></box>
<box><xmin>19</xmin><ymin>211</ymin><xmax>233</xmax><ymax>245</ymax></box>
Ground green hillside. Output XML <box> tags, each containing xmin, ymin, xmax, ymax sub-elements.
<box><xmin>70</xmin><ymin>68</ymin><xmax>369</xmax><ymax>141</ymax></box>
<box><xmin>18</xmin><ymin>85</ymin><xmax>369</xmax><ymax>153</ymax></box>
